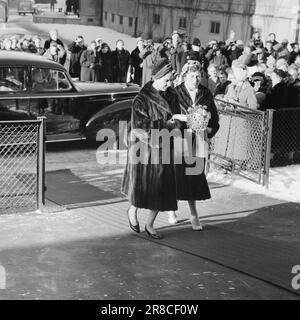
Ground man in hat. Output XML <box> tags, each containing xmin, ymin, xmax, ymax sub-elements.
<box><xmin>122</xmin><ymin>59</ymin><xmax>181</xmax><ymax>239</ymax></box>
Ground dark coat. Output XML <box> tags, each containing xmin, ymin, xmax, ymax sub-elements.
<box><xmin>214</xmin><ymin>80</ymin><xmax>231</xmax><ymax>97</ymax></box>
<box><xmin>112</xmin><ymin>49</ymin><xmax>131</xmax><ymax>83</ymax></box>
<box><xmin>68</xmin><ymin>42</ymin><xmax>87</xmax><ymax>78</ymax></box>
<box><xmin>264</xmin><ymin>82</ymin><xmax>290</xmax><ymax>110</ymax></box>
<box><xmin>174</xmin><ymin>82</ymin><xmax>220</xmax><ymax>201</ymax></box>
<box><xmin>80</xmin><ymin>49</ymin><xmax>102</xmax><ymax>82</ymax></box>
<box><xmin>131</xmin><ymin>46</ymin><xmax>143</xmax><ymax>85</ymax></box>
<box><xmin>99</xmin><ymin>51</ymin><xmax>114</xmax><ymax>82</ymax></box>
<box><xmin>121</xmin><ymin>82</ymin><xmax>181</xmax><ymax>211</ymax></box>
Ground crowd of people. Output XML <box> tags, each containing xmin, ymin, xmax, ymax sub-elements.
<box><xmin>1</xmin><ymin>28</ymin><xmax>300</xmax><ymax>110</ymax></box>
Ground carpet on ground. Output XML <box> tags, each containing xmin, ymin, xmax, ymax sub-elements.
<box><xmin>138</xmin><ymin>224</ymin><xmax>300</xmax><ymax>297</ymax></box>
<box><xmin>45</xmin><ymin>169</ymin><xmax>120</xmax><ymax>208</ymax></box>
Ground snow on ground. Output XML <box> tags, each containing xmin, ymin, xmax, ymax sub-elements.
<box><xmin>207</xmin><ymin>165</ymin><xmax>300</xmax><ymax>203</ymax></box>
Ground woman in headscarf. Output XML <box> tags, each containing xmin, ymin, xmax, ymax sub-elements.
<box><xmin>121</xmin><ymin>59</ymin><xmax>181</xmax><ymax>239</ymax></box>
<box><xmin>99</xmin><ymin>43</ymin><xmax>114</xmax><ymax>82</ymax></box>
<box><xmin>169</xmin><ymin>60</ymin><xmax>220</xmax><ymax>230</ymax></box>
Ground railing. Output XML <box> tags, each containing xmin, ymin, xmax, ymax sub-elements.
<box><xmin>0</xmin><ymin>117</ymin><xmax>45</xmax><ymax>214</ymax></box>
<box><xmin>209</xmin><ymin>99</ymin><xmax>273</xmax><ymax>188</ymax></box>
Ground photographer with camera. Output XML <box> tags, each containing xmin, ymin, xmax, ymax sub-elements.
<box><xmin>68</xmin><ymin>35</ymin><xmax>87</xmax><ymax>79</ymax></box>
<box><xmin>139</xmin><ymin>39</ymin><xmax>157</xmax><ymax>86</ymax></box>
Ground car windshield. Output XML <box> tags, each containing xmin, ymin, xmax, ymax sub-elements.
<box><xmin>0</xmin><ymin>67</ymin><xmax>27</xmax><ymax>93</ymax></box>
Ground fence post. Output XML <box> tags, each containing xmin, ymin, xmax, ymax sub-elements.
<box><xmin>37</xmin><ymin>117</ymin><xmax>46</xmax><ymax>213</ymax></box>
<box><xmin>263</xmin><ymin>109</ymin><xmax>274</xmax><ymax>189</ymax></box>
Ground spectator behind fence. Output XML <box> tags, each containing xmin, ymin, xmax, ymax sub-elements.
<box><xmin>250</xmin><ymin>72</ymin><xmax>268</xmax><ymax>108</ymax></box>
<box><xmin>68</xmin><ymin>35</ymin><xmax>87</xmax><ymax>79</ymax></box>
<box><xmin>289</xmin><ymin>43</ymin><xmax>299</xmax><ymax>65</ymax></box>
<box><xmin>130</xmin><ymin>37</ymin><xmax>144</xmax><ymax>86</ymax></box>
<box><xmin>178</xmin><ymin>40</ymin><xmax>190</xmax><ymax>74</ymax></box>
<box><xmin>44</xmin><ymin>29</ymin><xmax>66</xmax><ymax>66</ymax></box>
<box><xmin>20</xmin><ymin>38</ymin><xmax>37</xmax><ymax>54</ymax></box>
<box><xmin>112</xmin><ymin>39</ymin><xmax>131</xmax><ymax>83</ymax></box>
<box><xmin>274</xmin><ymin>39</ymin><xmax>290</xmax><ymax>62</ymax></box>
<box><xmin>99</xmin><ymin>43</ymin><xmax>114</xmax><ymax>83</ymax></box>
<box><xmin>226</xmin><ymin>40</ymin><xmax>244</xmax><ymax>66</ymax></box>
<box><xmin>268</xmin><ymin>33</ymin><xmax>278</xmax><ymax>47</ymax></box>
<box><xmin>80</xmin><ymin>41</ymin><xmax>101</xmax><ymax>82</ymax></box>
<box><xmin>140</xmin><ymin>39</ymin><xmax>157</xmax><ymax>87</ymax></box>
<box><xmin>287</xmin><ymin>66</ymin><xmax>300</xmax><ymax>108</ymax></box>
<box><xmin>207</xmin><ymin>64</ymin><xmax>219</xmax><ymax>95</ymax></box>
<box><xmin>263</xmin><ymin>69</ymin><xmax>290</xmax><ymax>110</ymax></box>
<box><xmin>225</xmin><ymin>62</ymin><xmax>258</xmax><ymax>109</ymax></box>
<box><xmin>33</xmin><ymin>37</ymin><xmax>45</xmax><ymax>56</ymax></box>
<box><xmin>170</xmin><ymin>30</ymin><xmax>182</xmax><ymax>79</ymax></box>
<box><xmin>262</xmin><ymin>41</ymin><xmax>276</xmax><ymax>63</ymax></box>
<box><xmin>43</xmin><ymin>41</ymin><xmax>66</xmax><ymax>65</ymax></box>
<box><xmin>214</xmin><ymin>70</ymin><xmax>231</xmax><ymax>97</ymax></box>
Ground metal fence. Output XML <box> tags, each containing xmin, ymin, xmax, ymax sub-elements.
<box><xmin>270</xmin><ymin>108</ymin><xmax>300</xmax><ymax>167</ymax></box>
<box><xmin>0</xmin><ymin>118</ymin><xmax>45</xmax><ymax>214</ymax></box>
<box><xmin>209</xmin><ymin>99</ymin><xmax>272</xmax><ymax>187</ymax></box>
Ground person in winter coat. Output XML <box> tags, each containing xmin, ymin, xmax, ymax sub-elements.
<box><xmin>80</xmin><ymin>41</ymin><xmax>102</xmax><ymax>82</ymax></box>
<box><xmin>130</xmin><ymin>38</ymin><xmax>144</xmax><ymax>86</ymax></box>
<box><xmin>112</xmin><ymin>40</ymin><xmax>132</xmax><ymax>83</ymax></box>
<box><xmin>43</xmin><ymin>41</ymin><xmax>66</xmax><ymax>65</ymax></box>
<box><xmin>122</xmin><ymin>59</ymin><xmax>181</xmax><ymax>239</ymax></box>
<box><xmin>44</xmin><ymin>29</ymin><xmax>67</xmax><ymax>66</ymax></box>
<box><xmin>98</xmin><ymin>43</ymin><xmax>114</xmax><ymax>82</ymax></box>
<box><xmin>140</xmin><ymin>39</ymin><xmax>157</xmax><ymax>87</ymax></box>
<box><xmin>68</xmin><ymin>35</ymin><xmax>87</xmax><ymax>79</ymax></box>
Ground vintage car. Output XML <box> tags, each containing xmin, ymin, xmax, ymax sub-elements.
<box><xmin>18</xmin><ymin>0</ymin><xmax>36</xmax><ymax>15</ymax></box>
<box><xmin>0</xmin><ymin>51</ymin><xmax>139</xmax><ymax>142</ymax></box>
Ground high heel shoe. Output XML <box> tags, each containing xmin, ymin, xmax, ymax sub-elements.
<box><xmin>127</xmin><ymin>208</ymin><xmax>140</xmax><ymax>233</ymax></box>
<box><xmin>191</xmin><ymin>217</ymin><xmax>203</xmax><ymax>231</ymax></box>
<box><xmin>145</xmin><ymin>226</ymin><xmax>162</xmax><ymax>240</ymax></box>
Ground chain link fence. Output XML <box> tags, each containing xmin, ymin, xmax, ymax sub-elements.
<box><xmin>270</xmin><ymin>108</ymin><xmax>300</xmax><ymax>167</ymax></box>
<box><xmin>0</xmin><ymin>118</ymin><xmax>45</xmax><ymax>214</ymax></box>
<box><xmin>209</xmin><ymin>99</ymin><xmax>270</xmax><ymax>186</ymax></box>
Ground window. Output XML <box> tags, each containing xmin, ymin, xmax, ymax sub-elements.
<box><xmin>104</xmin><ymin>11</ymin><xmax>108</xmax><ymax>20</ymax></box>
<box><xmin>128</xmin><ymin>17</ymin><xmax>133</xmax><ymax>27</ymax></box>
<box><xmin>111</xmin><ymin>13</ymin><xmax>115</xmax><ymax>23</ymax></box>
<box><xmin>153</xmin><ymin>13</ymin><xmax>160</xmax><ymax>25</ymax></box>
<box><xmin>119</xmin><ymin>15</ymin><xmax>123</xmax><ymax>25</ymax></box>
<box><xmin>179</xmin><ymin>16</ymin><xmax>187</xmax><ymax>29</ymax></box>
<box><xmin>0</xmin><ymin>67</ymin><xmax>27</xmax><ymax>93</ymax></box>
<box><xmin>210</xmin><ymin>21</ymin><xmax>220</xmax><ymax>34</ymax></box>
<box><xmin>31</xmin><ymin>68</ymin><xmax>72</xmax><ymax>92</ymax></box>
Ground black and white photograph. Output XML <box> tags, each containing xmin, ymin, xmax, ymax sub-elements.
<box><xmin>0</xmin><ymin>0</ymin><xmax>299</xmax><ymax>308</ymax></box>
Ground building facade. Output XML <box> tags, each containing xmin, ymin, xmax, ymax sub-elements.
<box><xmin>102</xmin><ymin>0</ymin><xmax>138</xmax><ymax>36</ymax></box>
<box><xmin>79</xmin><ymin>0</ymin><xmax>103</xmax><ymax>26</ymax></box>
<box><xmin>136</xmin><ymin>0</ymin><xmax>299</xmax><ymax>44</ymax></box>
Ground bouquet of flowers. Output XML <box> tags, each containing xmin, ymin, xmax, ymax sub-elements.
<box><xmin>186</xmin><ymin>104</ymin><xmax>211</xmax><ymax>135</ymax></box>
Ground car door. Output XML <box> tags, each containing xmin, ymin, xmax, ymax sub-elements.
<box><xmin>0</xmin><ymin>65</ymin><xmax>32</xmax><ymax>121</ymax></box>
<box><xmin>28</xmin><ymin>67</ymin><xmax>83</xmax><ymax>142</ymax></box>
